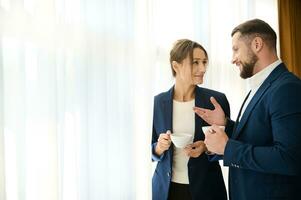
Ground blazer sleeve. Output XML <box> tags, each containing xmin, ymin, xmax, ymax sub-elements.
<box><xmin>223</xmin><ymin>82</ymin><xmax>301</xmax><ymax>175</ymax></box>
<box><xmin>151</xmin><ymin>97</ymin><xmax>166</xmax><ymax>162</ymax></box>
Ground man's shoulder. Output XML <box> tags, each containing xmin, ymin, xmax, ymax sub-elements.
<box><xmin>268</xmin><ymin>70</ymin><xmax>301</xmax><ymax>103</ymax></box>
<box><xmin>273</xmin><ymin>70</ymin><xmax>301</xmax><ymax>89</ymax></box>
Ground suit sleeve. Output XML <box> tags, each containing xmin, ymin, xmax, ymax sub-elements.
<box><xmin>220</xmin><ymin>93</ymin><xmax>235</xmax><ymax>137</ymax></box>
<box><xmin>223</xmin><ymin>82</ymin><xmax>301</xmax><ymax>175</ymax></box>
<box><xmin>209</xmin><ymin>93</ymin><xmax>233</xmax><ymax>161</ymax></box>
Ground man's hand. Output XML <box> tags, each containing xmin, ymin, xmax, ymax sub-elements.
<box><xmin>155</xmin><ymin>130</ymin><xmax>171</xmax><ymax>156</ymax></box>
<box><xmin>204</xmin><ymin>125</ymin><xmax>229</xmax><ymax>155</ymax></box>
<box><xmin>183</xmin><ymin>140</ymin><xmax>206</xmax><ymax>158</ymax></box>
<box><xmin>193</xmin><ymin>97</ymin><xmax>226</xmax><ymax>126</ymax></box>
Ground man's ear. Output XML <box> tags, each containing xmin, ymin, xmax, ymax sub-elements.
<box><xmin>252</xmin><ymin>37</ymin><xmax>263</xmax><ymax>52</ymax></box>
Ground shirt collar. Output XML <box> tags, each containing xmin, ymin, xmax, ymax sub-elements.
<box><xmin>247</xmin><ymin>59</ymin><xmax>282</xmax><ymax>90</ymax></box>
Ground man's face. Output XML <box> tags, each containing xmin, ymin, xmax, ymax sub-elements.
<box><xmin>231</xmin><ymin>32</ymin><xmax>258</xmax><ymax>79</ymax></box>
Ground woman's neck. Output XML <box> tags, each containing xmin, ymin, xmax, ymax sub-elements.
<box><xmin>173</xmin><ymin>82</ymin><xmax>195</xmax><ymax>102</ymax></box>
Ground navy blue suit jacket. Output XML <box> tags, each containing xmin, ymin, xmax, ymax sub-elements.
<box><xmin>152</xmin><ymin>86</ymin><xmax>230</xmax><ymax>200</ymax></box>
<box><xmin>224</xmin><ymin>64</ymin><xmax>301</xmax><ymax>200</ymax></box>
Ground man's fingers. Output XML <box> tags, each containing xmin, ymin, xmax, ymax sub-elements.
<box><xmin>204</xmin><ymin>132</ymin><xmax>214</xmax><ymax>142</ymax></box>
<box><xmin>193</xmin><ymin>106</ymin><xmax>206</xmax><ymax>112</ymax></box>
<box><xmin>210</xmin><ymin>97</ymin><xmax>222</xmax><ymax>109</ymax></box>
<box><xmin>211</xmin><ymin>124</ymin><xmax>219</xmax><ymax>133</ymax></box>
<box><xmin>211</xmin><ymin>124</ymin><xmax>224</xmax><ymax>134</ymax></box>
<box><xmin>193</xmin><ymin>107</ymin><xmax>208</xmax><ymax>114</ymax></box>
<box><xmin>204</xmin><ymin>129</ymin><xmax>214</xmax><ymax>137</ymax></box>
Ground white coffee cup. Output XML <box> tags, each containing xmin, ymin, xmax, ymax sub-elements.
<box><xmin>201</xmin><ymin>126</ymin><xmax>225</xmax><ymax>155</ymax></box>
<box><xmin>170</xmin><ymin>133</ymin><xmax>193</xmax><ymax>148</ymax></box>
<box><xmin>202</xmin><ymin>126</ymin><xmax>225</xmax><ymax>134</ymax></box>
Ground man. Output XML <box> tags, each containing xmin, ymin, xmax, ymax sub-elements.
<box><xmin>193</xmin><ymin>19</ymin><xmax>301</xmax><ymax>200</ymax></box>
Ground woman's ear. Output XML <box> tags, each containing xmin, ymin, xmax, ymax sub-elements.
<box><xmin>172</xmin><ymin>61</ymin><xmax>180</xmax><ymax>74</ymax></box>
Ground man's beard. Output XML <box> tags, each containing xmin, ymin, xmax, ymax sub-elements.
<box><xmin>240</xmin><ymin>50</ymin><xmax>258</xmax><ymax>79</ymax></box>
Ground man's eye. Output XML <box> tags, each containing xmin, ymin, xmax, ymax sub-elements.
<box><xmin>193</xmin><ymin>61</ymin><xmax>199</xmax><ymax>65</ymax></box>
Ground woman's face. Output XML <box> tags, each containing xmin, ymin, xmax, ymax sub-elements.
<box><xmin>175</xmin><ymin>48</ymin><xmax>208</xmax><ymax>85</ymax></box>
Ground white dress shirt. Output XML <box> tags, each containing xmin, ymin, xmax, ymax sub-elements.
<box><xmin>239</xmin><ymin>60</ymin><xmax>282</xmax><ymax>121</ymax></box>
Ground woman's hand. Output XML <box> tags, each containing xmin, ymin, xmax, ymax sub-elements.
<box><xmin>183</xmin><ymin>140</ymin><xmax>206</xmax><ymax>158</ymax></box>
<box><xmin>155</xmin><ymin>130</ymin><xmax>171</xmax><ymax>156</ymax></box>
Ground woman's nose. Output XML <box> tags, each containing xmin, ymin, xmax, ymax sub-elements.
<box><xmin>198</xmin><ymin>64</ymin><xmax>206</xmax><ymax>73</ymax></box>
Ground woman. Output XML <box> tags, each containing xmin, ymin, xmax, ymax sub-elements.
<box><xmin>151</xmin><ymin>39</ymin><xmax>230</xmax><ymax>200</ymax></box>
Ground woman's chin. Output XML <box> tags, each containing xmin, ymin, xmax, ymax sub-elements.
<box><xmin>194</xmin><ymin>79</ymin><xmax>203</xmax><ymax>85</ymax></box>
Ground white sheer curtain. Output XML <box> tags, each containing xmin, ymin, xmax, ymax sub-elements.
<box><xmin>0</xmin><ymin>0</ymin><xmax>154</xmax><ymax>199</ymax></box>
<box><xmin>0</xmin><ymin>0</ymin><xmax>278</xmax><ymax>200</ymax></box>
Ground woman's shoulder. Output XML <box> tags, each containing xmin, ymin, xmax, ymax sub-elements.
<box><xmin>196</xmin><ymin>86</ymin><xmax>225</xmax><ymax>98</ymax></box>
<box><xmin>154</xmin><ymin>87</ymin><xmax>173</xmax><ymax>101</ymax></box>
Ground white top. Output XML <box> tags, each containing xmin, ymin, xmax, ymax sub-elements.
<box><xmin>239</xmin><ymin>60</ymin><xmax>281</xmax><ymax>121</ymax></box>
<box><xmin>171</xmin><ymin>99</ymin><xmax>195</xmax><ymax>184</ymax></box>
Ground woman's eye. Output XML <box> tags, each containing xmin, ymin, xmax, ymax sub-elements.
<box><xmin>193</xmin><ymin>61</ymin><xmax>199</xmax><ymax>65</ymax></box>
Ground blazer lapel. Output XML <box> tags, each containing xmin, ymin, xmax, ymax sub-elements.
<box><xmin>195</xmin><ymin>87</ymin><xmax>206</xmax><ymax>141</ymax></box>
<box><xmin>162</xmin><ymin>87</ymin><xmax>174</xmax><ymax>160</ymax></box>
<box><xmin>162</xmin><ymin>86</ymin><xmax>205</xmax><ymax>141</ymax></box>
<box><xmin>162</xmin><ymin>97</ymin><xmax>172</xmax><ymax>132</ymax></box>
<box><xmin>232</xmin><ymin>63</ymin><xmax>287</xmax><ymax>139</ymax></box>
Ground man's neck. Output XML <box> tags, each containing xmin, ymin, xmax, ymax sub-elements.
<box><xmin>254</xmin><ymin>53</ymin><xmax>279</xmax><ymax>74</ymax></box>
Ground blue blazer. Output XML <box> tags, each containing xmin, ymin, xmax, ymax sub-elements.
<box><xmin>224</xmin><ymin>63</ymin><xmax>301</xmax><ymax>200</ymax></box>
<box><xmin>152</xmin><ymin>86</ymin><xmax>230</xmax><ymax>200</ymax></box>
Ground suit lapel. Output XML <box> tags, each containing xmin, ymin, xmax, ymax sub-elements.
<box><xmin>232</xmin><ymin>83</ymin><xmax>270</xmax><ymax>139</ymax></box>
<box><xmin>232</xmin><ymin>63</ymin><xmax>287</xmax><ymax>139</ymax></box>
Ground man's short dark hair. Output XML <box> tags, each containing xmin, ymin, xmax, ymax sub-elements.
<box><xmin>231</xmin><ymin>19</ymin><xmax>277</xmax><ymax>50</ymax></box>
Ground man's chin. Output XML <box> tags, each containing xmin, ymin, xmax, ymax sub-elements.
<box><xmin>240</xmin><ymin>71</ymin><xmax>252</xmax><ymax>79</ymax></box>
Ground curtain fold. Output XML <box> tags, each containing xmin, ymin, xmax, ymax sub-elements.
<box><xmin>278</xmin><ymin>0</ymin><xmax>301</xmax><ymax>78</ymax></box>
